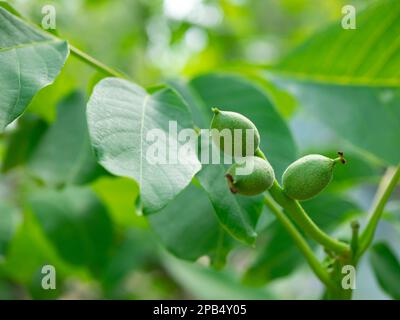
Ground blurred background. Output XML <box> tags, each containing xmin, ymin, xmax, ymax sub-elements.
<box><xmin>0</xmin><ymin>0</ymin><xmax>398</xmax><ymax>300</ymax></box>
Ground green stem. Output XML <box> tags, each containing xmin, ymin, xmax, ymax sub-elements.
<box><xmin>350</xmin><ymin>220</ymin><xmax>360</xmax><ymax>258</ymax></box>
<box><xmin>357</xmin><ymin>165</ymin><xmax>400</xmax><ymax>260</ymax></box>
<box><xmin>269</xmin><ymin>180</ymin><xmax>350</xmax><ymax>255</ymax></box>
<box><xmin>255</xmin><ymin>148</ymin><xmax>267</xmax><ymax>159</ymax></box>
<box><xmin>263</xmin><ymin>195</ymin><xmax>338</xmax><ymax>292</ymax></box>
<box><xmin>6</xmin><ymin>4</ymin><xmax>128</xmax><ymax>80</ymax></box>
<box><xmin>256</xmin><ymin>148</ymin><xmax>350</xmax><ymax>255</ymax></box>
<box><xmin>69</xmin><ymin>45</ymin><xmax>128</xmax><ymax>79</ymax></box>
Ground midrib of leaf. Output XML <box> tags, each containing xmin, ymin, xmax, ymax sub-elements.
<box><xmin>139</xmin><ymin>94</ymin><xmax>150</xmax><ymax>189</ymax></box>
<box><xmin>65</xmin><ymin>136</ymin><xmax>91</xmax><ymax>185</ymax></box>
<box><xmin>0</xmin><ymin>39</ymin><xmax>60</xmax><ymax>53</ymax></box>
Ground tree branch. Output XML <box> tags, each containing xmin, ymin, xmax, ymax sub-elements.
<box><xmin>263</xmin><ymin>195</ymin><xmax>338</xmax><ymax>292</ymax></box>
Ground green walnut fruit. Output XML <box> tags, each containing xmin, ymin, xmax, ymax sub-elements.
<box><xmin>226</xmin><ymin>156</ymin><xmax>275</xmax><ymax>196</ymax></box>
<box><xmin>211</xmin><ymin>108</ymin><xmax>260</xmax><ymax>156</ymax></box>
<box><xmin>282</xmin><ymin>152</ymin><xmax>346</xmax><ymax>201</ymax></box>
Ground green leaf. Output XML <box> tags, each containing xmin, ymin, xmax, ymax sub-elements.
<box><xmin>370</xmin><ymin>242</ymin><xmax>400</xmax><ymax>299</ymax></box>
<box><xmin>243</xmin><ymin>194</ymin><xmax>360</xmax><ymax>285</ymax></box>
<box><xmin>272</xmin><ymin>82</ymin><xmax>400</xmax><ymax>165</ymax></box>
<box><xmin>275</xmin><ymin>0</ymin><xmax>400</xmax><ymax>87</ymax></box>
<box><xmin>383</xmin><ymin>202</ymin><xmax>400</xmax><ymax>226</ymax></box>
<box><xmin>86</xmin><ymin>78</ymin><xmax>201</xmax><ymax>214</ymax></box>
<box><xmin>0</xmin><ymin>202</ymin><xmax>20</xmax><ymax>257</ymax></box>
<box><xmin>196</xmin><ymin>160</ymin><xmax>261</xmax><ymax>245</ymax></box>
<box><xmin>0</xmin><ymin>7</ymin><xmax>69</xmax><ymax>130</ymax></box>
<box><xmin>243</xmin><ymin>222</ymin><xmax>300</xmax><ymax>286</ymax></box>
<box><xmin>270</xmin><ymin>0</ymin><xmax>400</xmax><ymax>165</ymax></box>
<box><xmin>28</xmin><ymin>57</ymin><xmax>94</xmax><ymax>123</ymax></box>
<box><xmin>302</xmin><ymin>194</ymin><xmax>360</xmax><ymax>230</ymax></box>
<box><xmin>28</xmin><ymin>91</ymin><xmax>104</xmax><ymax>187</ymax></box>
<box><xmin>0</xmin><ymin>1</ymin><xmax>21</xmax><ymax>18</ymax></box>
<box><xmin>148</xmin><ymin>183</ymin><xmax>234</xmax><ymax>263</ymax></box>
<box><xmin>28</xmin><ymin>186</ymin><xmax>114</xmax><ymax>274</ymax></box>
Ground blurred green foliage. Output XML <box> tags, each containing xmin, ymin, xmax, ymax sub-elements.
<box><xmin>0</xmin><ymin>0</ymin><xmax>399</xmax><ymax>300</ymax></box>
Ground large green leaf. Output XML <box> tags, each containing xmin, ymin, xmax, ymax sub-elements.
<box><xmin>148</xmin><ymin>183</ymin><xmax>234</xmax><ymax>264</ymax></box>
<box><xmin>28</xmin><ymin>92</ymin><xmax>103</xmax><ymax>186</ymax></box>
<box><xmin>0</xmin><ymin>7</ymin><xmax>69</xmax><ymax>130</ymax></box>
<box><xmin>370</xmin><ymin>242</ymin><xmax>400</xmax><ymax>299</ymax></box>
<box><xmin>273</xmin><ymin>82</ymin><xmax>400</xmax><ymax>165</ymax></box>
<box><xmin>87</xmin><ymin>78</ymin><xmax>201</xmax><ymax>214</ymax></box>
<box><xmin>28</xmin><ymin>187</ymin><xmax>114</xmax><ymax>274</ymax></box>
<box><xmin>270</xmin><ymin>0</ymin><xmax>400</xmax><ymax>165</ymax></box>
<box><xmin>242</xmin><ymin>222</ymin><xmax>300</xmax><ymax>286</ymax></box>
<box><xmin>243</xmin><ymin>194</ymin><xmax>360</xmax><ymax>285</ymax></box>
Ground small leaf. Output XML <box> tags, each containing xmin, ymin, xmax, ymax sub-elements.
<box><xmin>0</xmin><ymin>7</ymin><xmax>69</xmax><ymax>130</ymax></box>
<box><xmin>370</xmin><ymin>242</ymin><xmax>400</xmax><ymax>299</ymax></box>
<box><xmin>87</xmin><ymin>78</ymin><xmax>201</xmax><ymax>214</ymax></box>
<box><xmin>28</xmin><ymin>91</ymin><xmax>104</xmax><ymax>187</ymax></box>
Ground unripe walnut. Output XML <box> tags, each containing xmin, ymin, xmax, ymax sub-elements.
<box><xmin>282</xmin><ymin>153</ymin><xmax>346</xmax><ymax>201</ymax></box>
<box><xmin>226</xmin><ymin>156</ymin><xmax>275</xmax><ymax>196</ymax></box>
<box><xmin>211</xmin><ymin>108</ymin><xmax>260</xmax><ymax>157</ymax></box>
